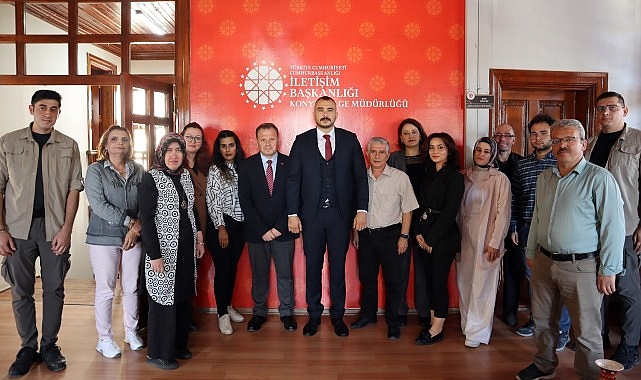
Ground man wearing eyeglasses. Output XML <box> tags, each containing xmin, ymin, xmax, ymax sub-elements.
<box><xmin>493</xmin><ymin>123</ymin><xmax>523</xmax><ymax>328</ymax></box>
<box><xmin>517</xmin><ymin>119</ymin><xmax>624</xmax><ymax>380</ymax></box>
<box><xmin>511</xmin><ymin>115</ymin><xmax>572</xmax><ymax>352</ymax></box>
<box><xmin>585</xmin><ymin>91</ymin><xmax>641</xmax><ymax>370</ymax></box>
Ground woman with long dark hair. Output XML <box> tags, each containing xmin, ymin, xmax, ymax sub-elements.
<box><xmin>413</xmin><ymin>132</ymin><xmax>464</xmax><ymax>346</ymax></box>
<box><xmin>387</xmin><ymin>118</ymin><xmax>429</xmax><ymax>327</ymax></box>
<box><xmin>206</xmin><ymin>130</ymin><xmax>246</xmax><ymax>335</ymax></box>
<box><xmin>180</xmin><ymin>122</ymin><xmax>211</xmax><ymax>332</ymax></box>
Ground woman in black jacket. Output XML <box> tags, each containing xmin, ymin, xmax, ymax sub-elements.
<box><xmin>413</xmin><ymin>132</ymin><xmax>464</xmax><ymax>346</ymax></box>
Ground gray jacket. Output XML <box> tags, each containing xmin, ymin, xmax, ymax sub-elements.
<box><xmin>85</xmin><ymin>160</ymin><xmax>145</xmax><ymax>246</ymax></box>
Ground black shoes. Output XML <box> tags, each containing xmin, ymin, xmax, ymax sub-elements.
<box><xmin>414</xmin><ymin>329</ymin><xmax>444</xmax><ymax>346</ymax></box>
<box><xmin>387</xmin><ymin>326</ymin><xmax>401</xmax><ymax>340</ymax></box>
<box><xmin>303</xmin><ymin>318</ymin><xmax>321</xmax><ymax>336</ymax></box>
<box><xmin>8</xmin><ymin>347</ymin><xmax>40</xmax><ymax>377</ymax></box>
<box><xmin>188</xmin><ymin>321</ymin><xmax>199</xmax><ymax>333</ymax></box>
<box><xmin>247</xmin><ymin>315</ymin><xmax>267</xmax><ymax>332</ymax></box>
<box><xmin>280</xmin><ymin>316</ymin><xmax>297</xmax><ymax>331</ymax></box>
<box><xmin>610</xmin><ymin>343</ymin><xmax>640</xmax><ymax>370</ymax></box>
<box><xmin>503</xmin><ymin>313</ymin><xmax>517</xmax><ymax>328</ymax></box>
<box><xmin>175</xmin><ymin>348</ymin><xmax>192</xmax><ymax>360</ymax></box>
<box><xmin>331</xmin><ymin>317</ymin><xmax>349</xmax><ymax>337</ymax></box>
<box><xmin>40</xmin><ymin>345</ymin><xmax>66</xmax><ymax>372</ymax></box>
<box><xmin>146</xmin><ymin>356</ymin><xmax>179</xmax><ymax>370</ymax></box>
<box><xmin>350</xmin><ymin>316</ymin><xmax>376</xmax><ymax>329</ymax></box>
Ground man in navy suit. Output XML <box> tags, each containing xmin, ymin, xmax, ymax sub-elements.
<box><xmin>238</xmin><ymin>123</ymin><xmax>299</xmax><ymax>333</ymax></box>
<box><xmin>287</xmin><ymin>96</ymin><xmax>369</xmax><ymax>337</ymax></box>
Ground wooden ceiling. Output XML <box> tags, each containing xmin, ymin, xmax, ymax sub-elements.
<box><xmin>24</xmin><ymin>1</ymin><xmax>175</xmax><ymax>60</ymax></box>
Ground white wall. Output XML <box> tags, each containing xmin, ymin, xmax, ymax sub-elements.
<box><xmin>465</xmin><ymin>0</ymin><xmax>641</xmax><ymax>162</ymax></box>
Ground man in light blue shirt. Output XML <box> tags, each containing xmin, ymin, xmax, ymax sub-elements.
<box><xmin>516</xmin><ymin>119</ymin><xmax>624</xmax><ymax>380</ymax></box>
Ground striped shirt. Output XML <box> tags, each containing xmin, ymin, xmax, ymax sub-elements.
<box><xmin>206</xmin><ymin>162</ymin><xmax>244</xmax><ymax>226</ymax></box>
<box><xmin>510</xmin><ymin>151</ymin><xmax>556</xmax><ymax>232</ymax></box>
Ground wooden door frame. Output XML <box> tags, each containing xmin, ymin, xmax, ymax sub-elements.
<box><xmin>489</xmin><ymin>69</ymin><xmax>608</xmax><ymax>138</ymax></box>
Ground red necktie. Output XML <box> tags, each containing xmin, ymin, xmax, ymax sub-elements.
<box><xmin>266</xmin><ymin>159</ymin><xmax>274</xmax><ymax>195</ymax></box>
<box><xmin>324</xmin><ymin>134</ymin><xmax>332</xmax><ymax>161</ymax></box>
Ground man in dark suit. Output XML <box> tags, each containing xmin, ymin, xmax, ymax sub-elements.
<box><xmin>287</xmin><ymin>96</ymin><xmax>369</xmax><ymax>337</ymax></box>
<box><xmin>238</xmin><ymin>123</ymin><xmax>299</xmax><ymax>333</ymax></box>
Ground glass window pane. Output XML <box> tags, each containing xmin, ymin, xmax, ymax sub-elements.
<box><xmin>0</xmin><ymin>44</ymin><xmax>16</xmax><ymax>75</ymax></box>
<box><xmin>132</xmin><ymin>123</ymin><xmax>148</xmax><ymax>168</ymax></box>
<box><xmin>25</xmin><ymin>3</ymin><xmax>68</xmax><ymax>35</ymax></box>
<box><xmin>78</xmin><ymin>2</ymin><xmax>121</xmax><ymax>35</ymax></box>
<box><xmin>155</xmin><ymin>125</ymin><xmax>167</xmax><ymax>147</ymax></box>
<box><xmin>0</xmin><ymin>3</ymin><xmax>15</xmax><ymax>34</ymax></box>
<box><xmin>25</xmin><ymin>43</ymin><xmax>68</xmax><ymax>75</ymax></box>
<box><xmin>132</xmin><ymin>87</ymin><xmax>147</xmax><ymax>115</ymax></box>
<box><xmin>154</xmin><ymin>91</ymin><xmax>166</xmax><ymax>117</ymax></box>
<box><xmin>131</xmin><ymin>2</ymin><xmax>175</xmax><ymax>35</ymax></box>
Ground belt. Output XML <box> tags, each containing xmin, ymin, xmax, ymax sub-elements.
<box><xmin>539</xmin><ymin>247</ymin><xmax>599</xmax><ymax>262</ymax></box>
<box><xmin>363</xmin><ymin>223</ymin><xmax>401</xmax><ymax>234</ymax></box>
<box><xmin>420</xmin><ymin>208</ymin><xmax>441</xmax><ymax>221</ymax></box>
<box><xmin>320</xmin><ymin>199</ymin><xmax>333</xmax><ymax>209</ymax></box>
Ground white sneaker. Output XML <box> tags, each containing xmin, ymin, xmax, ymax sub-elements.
<box><xmin>218</xmin><ymin>314</ymin><xmax>233</xmax><ymax>335</ymax></box>
<box><xmin>227</xmin><ymin>306</ymin><xmax>245</xmax><ymax>323</ymax></box>
<box><xmin>464</xmin><ymin>339</ymin><xmax>480</xmax><ymax>348</ymax></box>
<box><xmin>124</xmin><ymin>331</ymin><xmax>145</xmax><ymax>351</ymax></box>
<box><xmin>96</xmin><ymin>339</ymin><xmax>122</xmax><ymax>358</ymax></box>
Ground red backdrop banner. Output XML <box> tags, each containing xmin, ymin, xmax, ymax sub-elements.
<box><xmin>190</xmin><ymin>0</ymin><xmax>465</xmax><ymax>312</ymax></box>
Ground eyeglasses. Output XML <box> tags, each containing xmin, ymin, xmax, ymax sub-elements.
<box><xmin>428</xmin><ymin>145</ymin><xmax>447</xmax><ymax>151</ymax></box>
<box><xmin>184</xmin><ymin>135</ymin><xmax>203</xmax><ymax>142</ymax></box>
<box><xmin>596</xmin><ymin>104</ymin><xmax>623</xmax><ymax>113</ymax></box>
<box><xmin>551</xmin><ymin>136</ymin><xmax>582</xmax><ymax>145</ymax></box>
<box><xmin>493</xmin><ymin>133</ymin><xmax>515</xmax><ymax>139</ymax></box>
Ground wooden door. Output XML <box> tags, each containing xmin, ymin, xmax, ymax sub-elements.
<box><xmin>500</xmin><ymin>89</ymin><xmax>576</xmax><ymax>155</ymax></box>
<box><xmin>490</xmin><ymin>69</ymin><xmax>607</xmax><ymax>156</ymax></box>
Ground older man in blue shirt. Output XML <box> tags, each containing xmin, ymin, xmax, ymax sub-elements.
<box><xmin>516</xmin><ymin>119</ymin><xmax>625</xmax><ymax>380</ymax></box>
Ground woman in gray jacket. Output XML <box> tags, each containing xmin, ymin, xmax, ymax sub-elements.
<box><xmin>85</xmin><ymin>125</ymin><xmax>146</xmax><ymax>358</ymax></box>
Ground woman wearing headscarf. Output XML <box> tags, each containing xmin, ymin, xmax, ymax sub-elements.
<box><xmin>457</xmin><ymin>137</ymin><xmax>511</xmax><ymax>348</ymax></box>
<box><xmin>85</xmin><ymin>125</ymin><xmax>146</xmax><ymax>358</ymax></box>
<box><xmin>138</xmin><ymin>133</ymin><xmax>205</xmax><ymax>370</ymax></box>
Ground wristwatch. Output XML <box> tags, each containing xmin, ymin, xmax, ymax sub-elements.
<box><xmin>400</xmin><ymin>233</ymin><xmax>409</xmax><ymax>239</ymax></box>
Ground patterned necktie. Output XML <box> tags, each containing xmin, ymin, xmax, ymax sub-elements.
<box><xmin>324</xmin><ymin>134</ymin><xmax>332</xmax><ymax>161</ymax></box>
<box><xmin>266</xmin><ymin>159</ymin><xmax>274</xmax><ymax>195</ymax></box>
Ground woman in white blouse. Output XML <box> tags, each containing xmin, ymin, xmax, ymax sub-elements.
<box><xmin>206</xmin><ymin>130</ymin><xmax>246</xmax><ymax>335</ymax></box>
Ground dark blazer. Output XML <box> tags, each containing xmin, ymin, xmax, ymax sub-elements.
<box><xmin>417</xmin><ymin>166</ymin><xmax>464</xmax><ymax>254</ymax></box>
<box><xmin>286</xmin><ymin>127</ymin><xmax>368</xmax><ymax>222</ymax></box>
<box><xmin>238</xmin><ymin>152</ymin><xmax>298</xmax><ymax>244</ymax></box>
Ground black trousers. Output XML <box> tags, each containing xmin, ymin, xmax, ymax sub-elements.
<box><xmin>206</xmin><ymin>215</ymin><xmax>245</xmax><ymax>317</ymax></box>
<box><xmin>398</xmin><ymin>233</ymin><xmax>429</xmax><ymax>318</ymax></box>
<box><xmin>415</xmin><ymin>249</ymin><xmax>455</xmax><ymax>319</ymax></box>
<box><xmin>302</xmin><ymin>207</ymin><xmax>351</xmax><ymax>319</ymax></box>
<box><xmin>502</xmin><ymin>235</ymin><xmax>523</xmax><ymax>320</ymax></box>
<box><xmin>147</xmin><ymin>297</ymin><xmax>191</xmax><ymax>361</ymax></box>
<box><xmin>357</xmin><ymin>227</ymin><xmax>402</xmax><ymax>327</ymax></box>
<box><xmin>601</xmin><ymin>235</ymin><xmax>641</xmax><ymax>346</ymax></box>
